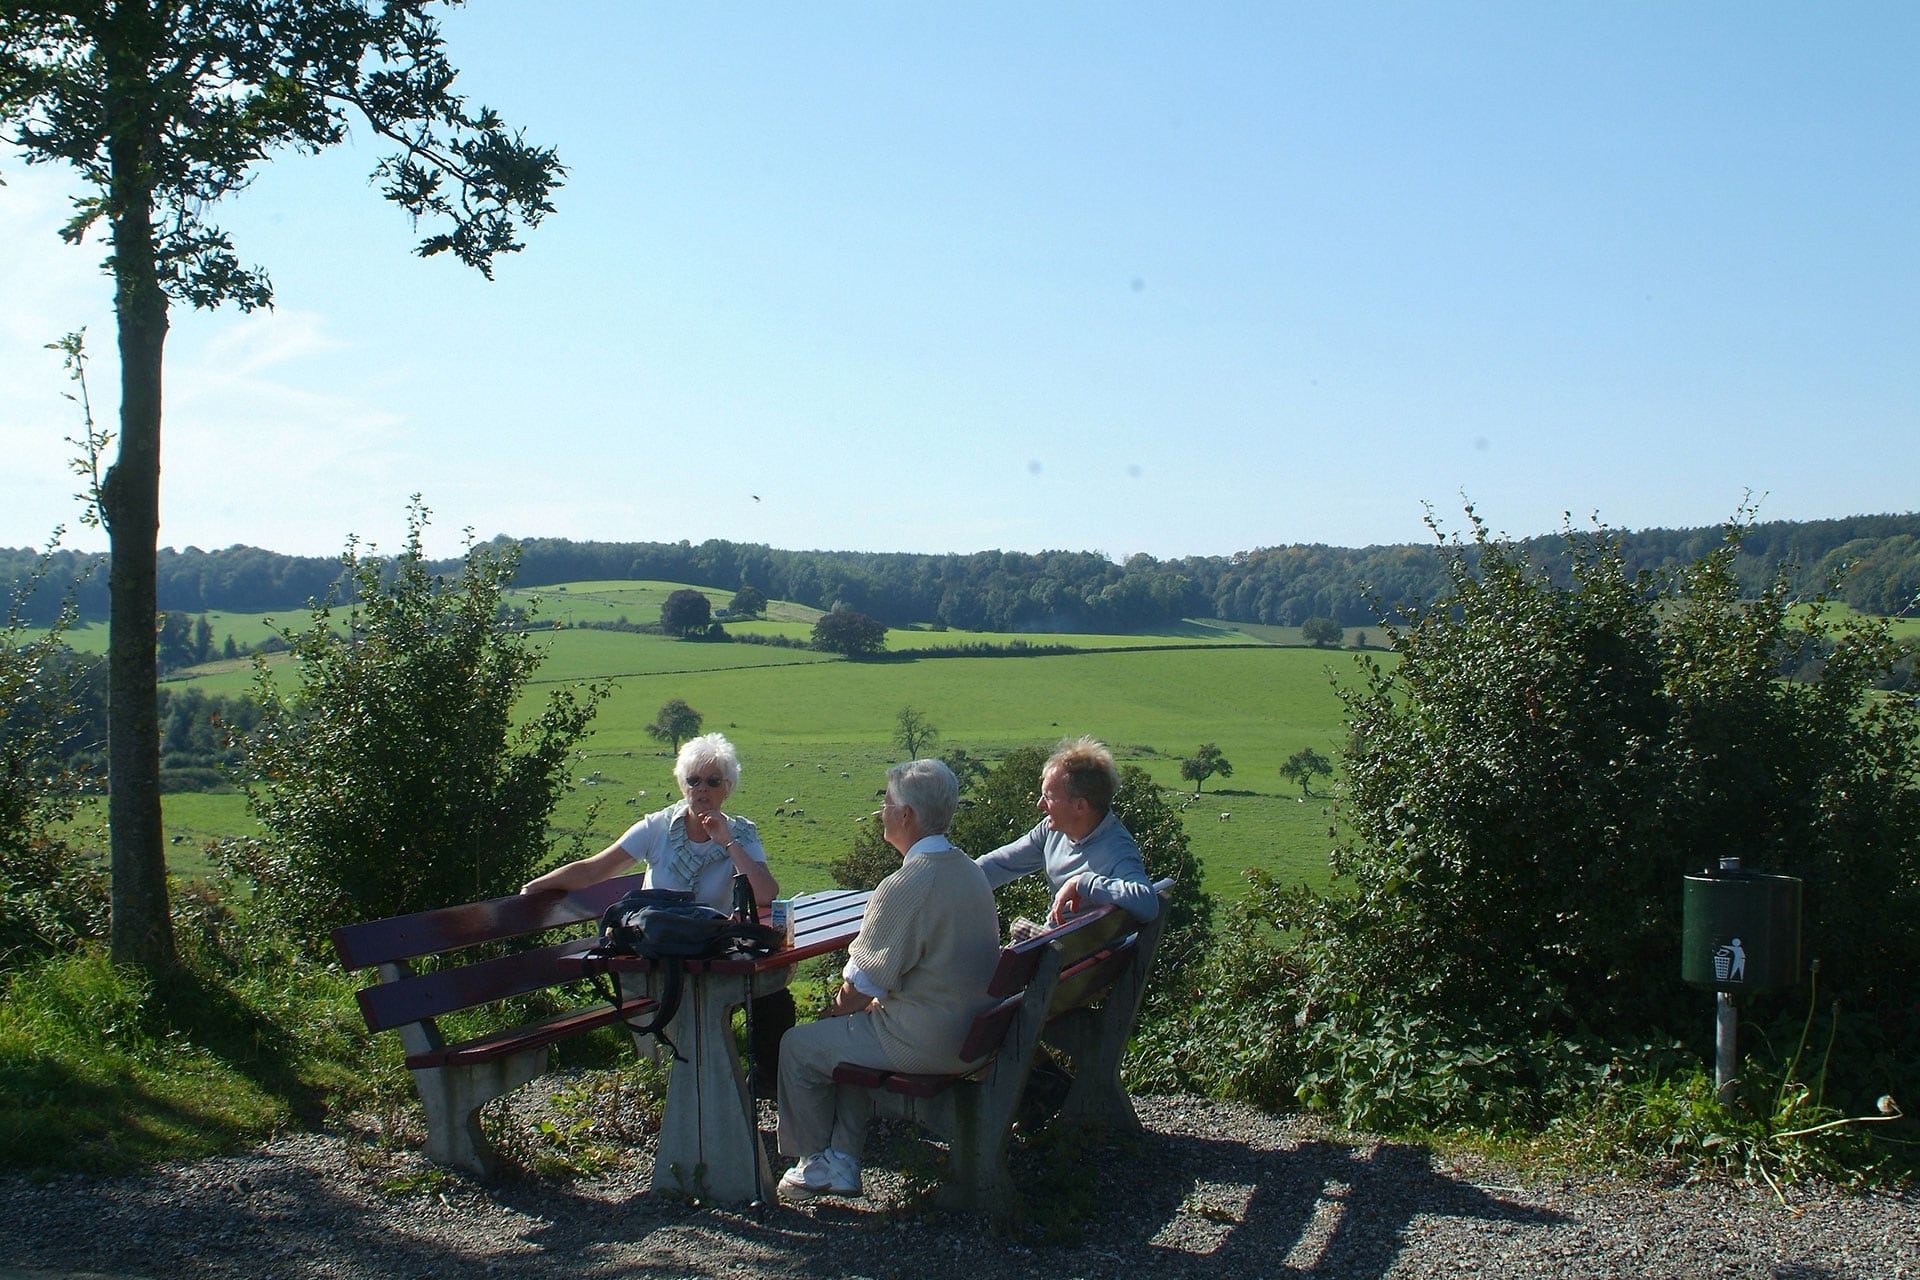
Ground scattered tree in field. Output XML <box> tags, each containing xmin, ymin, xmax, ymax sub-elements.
<box><xmin>1279</xmin><ymin>747</ymin><xmax>1333</xmax><ymax>797</ymax></box>
<box><xmin>728</xmin><ymin>586</ymin><xmax>767</xmax><ymax>618</ymax></box>
<box><xmin>659</xmin><ymin>589</ymin><xmax>713</xmax><ymax>638</ymax></box>
<box><xmin>227</xmin><ymin>503</ymin><xmax>604</xmax><ymax>950</ymax></box>
<box><xmin>1180</xmin><ymin>743</ymin><xmax>1233</xmax><ymax>793</ymax></box>
<box><xmin>812</xmin><ymin>608</ymin><xmax>887</xmax><ymax>658</ymax></box>
<box><xmin>647</xmin><ymin>698</ymin><xmax>704</xmax><ymax>753</ymax></box>
<box><xmin>2</xmin><ymin>3</ymin><xmax>561</xmax><ymax>968</ymax></box>
<box><xmin>893</xmin><ymin>706</ymin><xmax>939</xmax><ymax>759</ymax></box>
<box><xmin>1300</xmin><ymin>616</ymin><xmax>1344</xmax><ymax>648</ymax></box>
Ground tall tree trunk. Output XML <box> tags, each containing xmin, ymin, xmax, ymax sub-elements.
<box><xmin>102</xmin><ymin>16</ymin><xmax>174</xmax><ymax>970</ymax></box>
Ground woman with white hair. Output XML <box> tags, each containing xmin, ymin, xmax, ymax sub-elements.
<box><xmin>523</xmin><ymin>731</ymin><xmax>787</xmax><ymax>1089</ymax></box>
<box><xmin>774</xmin><ymin>758</ymin><xmax>1000</xmax><ymax>1200</ymax></box>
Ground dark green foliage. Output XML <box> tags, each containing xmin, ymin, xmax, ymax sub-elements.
<box><xmin>645</xmin><ymin>698</ymin><xmax>703</xmax><ymax>752</ymax></box>
<box><xmin>1276</xmin><ymin>509</ymin><xmax>1920</xmax><ymax>1131</ymax></box>
<box><xmin>811</xmin><ymin>608</ymin><xmax>888</xmax><ymax>658</ymax></box>
<box><xmin>1125</xmin><ymin>871</ymin><xmax>1302</xmax><ymax>1102</ymax></box>
<box><xmin>1279</xmin><ymin>747</ymin><xmax>1333</xmax><ymax>797</ymax></box>
<box><xmin>947</xmin><ymin>746</ymin><xmax>1050</xmax><ymax>891</ymax></box>
<box><xmin>156</xmin><ymin>612</ymin><xmax>215</xmax><ymax>674</ymax></box>
<box><xmin>14</xmin><ymin>514</ymin><xmax>1920</xmax><ymax>636</ymax></box>
<box><xmin>1178</xmin><ymin>743</ymin><xmax>1232</xmax><ymax>793</ymax></box>
<box><xmin>658</xmin><ymin>589</ymin><xmax>712</xmax><ymax>638</ymax></box>
<box><xmin>157</xmin><ymin>686</ymin><xmax>258</xmax><ymax>771</ymax></box>
<box><xmin>0</xmin><ymin>554</ymin><xmax>107</xmax><ymax>969</ymax></box>
<box><xmin>1300</xmin><ymin>616</ymin><xmax>1343</xmax><ymax>647</ymax></box>
<box><xmin>726</xmin><ymin>585</ymin><xmax>767</xmax><ymax>617</ymax></box>
<box><xmin>225</xmin><ymin>504</ymin><xmax>606</xmax><ymax>951</ymax></box>
<box><xmin>827</xmin><ymin>814</ymin><xmax>897</xmax><ymax>893</ymax></box>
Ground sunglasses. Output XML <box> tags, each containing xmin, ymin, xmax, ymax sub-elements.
<box><xmin>684</xmin><ymin>774</ymin><xmax>726</xmax><ymax>789</ymax></box>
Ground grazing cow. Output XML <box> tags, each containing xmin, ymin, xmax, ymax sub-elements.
<box><xmin>1218</xmin><ymin>812</ymin><xmax>1232</xmax><ymax>822</ymax></box>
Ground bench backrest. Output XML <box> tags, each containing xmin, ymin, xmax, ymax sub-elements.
<box><xmin>333</xmin><ymin>874</ymin><xmax>649</xmax><ymax>1043</ymax></box>
<box><xmin>331</xmin><ymin>873</ymin><xmax>646</xmax><ymax>971</ymax></box>
<box><xmin>960</xmin><ymin>877</ymin><xmax>1173</xmax><ymax>1063</ymax></box>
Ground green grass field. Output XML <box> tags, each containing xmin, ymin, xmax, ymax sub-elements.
<box><xmin>116</xmin><ymin>582</ymin><xmax>1376</xmax><ymax>904</ymax></box>
<box><xmin>76</xmin><ymin>578</ymin><xmax>1917</xmax><ymax>907</ymax></box>
<box><xmin>541</xmin><ymin>641</ymin><xmax>1362</xmax><ymax>903</ymax></box>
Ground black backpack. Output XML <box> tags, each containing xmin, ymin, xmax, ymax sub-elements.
<box><xmin>582</xmin><ymin>887</ymin><xmax>782</xmax><ymax>1060</ymax></box>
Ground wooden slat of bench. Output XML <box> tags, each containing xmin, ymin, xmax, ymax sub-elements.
<box><xmin>407</xmin><ymin>994</ymin><xmax>657</xmax><ymax>1069</ymax></box>
<box><xmin>357</xmin><ymin>936</ymin><xmax>605</xmax><ymax>1032</ymax></box>
<box><xmin>332</xmin><ymin>873</ymin><xmax>646</xmax><ymax>970</ymax></box>
<box><xmin>871</xmin><ymin>1070</ymin><xmax>968</xmax><ymax>1099</ymax></box>
<box><xmin>958</xmin><ymin>992</ymin><xmax>1026</xmax><ymax>1062</ymax></box>
<box><xmin>833</xmin><ymin>1063</ymin><xmax>891</xmax><ymax>1089</ymax></box>
<box><xmin>1048</xmin><ymin>938</ymin><xmax>1136</xmax><ymax>1015</ymax></box>
<box><xmin>985</xmin><ymin>903</ymin><xmax>1130</xmax><ymax>996</ymax></box>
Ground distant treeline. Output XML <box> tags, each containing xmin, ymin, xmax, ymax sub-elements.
<box><xmin>7</xmin><ymin>513</ymin><xmax>1918</xmax><ymax>632</ymax></box>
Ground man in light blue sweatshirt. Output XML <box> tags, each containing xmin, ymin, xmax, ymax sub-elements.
<box><xmin>973</xmin><ymin>736</ymin><xmax>1160</xmax><ymax>924</ymax></box>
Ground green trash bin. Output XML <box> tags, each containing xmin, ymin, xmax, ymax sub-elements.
<box><xmin>1682</xmin><ymin>861</ymin><xmax>1802</xmax><ymax>994</ymax></box>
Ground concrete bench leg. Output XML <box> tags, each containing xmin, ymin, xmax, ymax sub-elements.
<box><xmin>1046</xmin><ymin>1006</ymin><xmax>1139</xmax><ymax>1130</ymax></box>
<box><xmin>412</xmin><ymin>1044</ymin><xmax>548</xmax><ymax>1177</ymax></box>
<box><xmin>937</xmin><ymin>1089</ymin><xmax>1017</xmax><ymax>1216</ymax></box>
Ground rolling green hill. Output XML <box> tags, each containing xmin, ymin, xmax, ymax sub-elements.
<box><xmin>84</xmin><ymin>581</ymin><xmax>1380</xmax><ymax>902</ymax></box>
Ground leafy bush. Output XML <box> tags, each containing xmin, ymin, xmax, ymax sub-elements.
<box><xmin>1274</xmin><ymin>508</ymin><xmax>1920</xmax><ymax>1134</ymax></box>
<box><xmin>0</xmin><ymin>548</ymin><xmax>106</xmax><ymax>969</ymax></box>
<box><xmin>223</xmin><ymin>502</ymin><xmax>607</xmax><ymax>950</ymax></box>
<box><xmin>1125</xmin><ymin>871</ymin><xmax>1302</xmax><ymax>1101</ymax></box>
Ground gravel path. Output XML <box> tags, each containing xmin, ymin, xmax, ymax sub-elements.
<box><xmin>2</xmin><ymin>1092</ymin><xmax>1913</xmax><ymax>1280</ymax></box>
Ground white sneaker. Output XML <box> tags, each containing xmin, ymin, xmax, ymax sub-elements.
<box><xmin>822</xmin><ymin>1147</ymin><xmax>862</xmax><ymax>1195</ymax></box>
<box><xmin>777</xmin><ymin>1149</ymin><xmax>862</xmax><ymax>1200</ymax></box>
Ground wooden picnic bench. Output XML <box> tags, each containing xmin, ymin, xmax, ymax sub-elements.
<box><xmin>832</xmin><ymin>877</ymin><xmax>1174</xmax><ymax>1213</ymax></box>
<box><xmin>330</xmin><ymin>873</ymin><xmax>654</xmax><ymax>1177</ymax></box>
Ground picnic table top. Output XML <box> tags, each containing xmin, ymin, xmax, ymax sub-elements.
<box><xmin>562</xmin><ymin>887</ymin><xmax>873</xmax><ymax>976</ymax></box>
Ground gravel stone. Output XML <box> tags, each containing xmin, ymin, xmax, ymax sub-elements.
<box><xmin>1</xmin><ymin>1090</ymin><xmax>1913</xmax><ymax>1279</ymax></box>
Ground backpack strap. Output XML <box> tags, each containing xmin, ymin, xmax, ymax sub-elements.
<box><xmin>578</xmin><ymin>949</ymin><xmax>689</xmax><ymax>1062</ymax></box>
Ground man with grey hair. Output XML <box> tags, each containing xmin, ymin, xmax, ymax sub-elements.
<box><xmin>974</xmin><ymin>735</ymin><xmax>1159</xmax><ymax>924</ymax></box>
<box><xmin>776</xmin><ymin>759</ymin><xmax>1000</xmax><ymax>1200</ymax></box>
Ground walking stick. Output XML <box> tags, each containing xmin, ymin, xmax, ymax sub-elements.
<box><xmin>734</xmin><ymin>873</ymin><xmax>768</xmax><ymax>1207</ymax></box>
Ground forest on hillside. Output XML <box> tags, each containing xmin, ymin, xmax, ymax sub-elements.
<box><xmin>6</xmin><ymin>513</ymin><xmax>1918</xmax><ymax>632</ymax></box>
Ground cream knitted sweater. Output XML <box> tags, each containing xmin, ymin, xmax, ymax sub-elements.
<box><xmin>849</xmin><ymin>847</ymin><xmax>1001</xmax><ymax>1074</ymax></box>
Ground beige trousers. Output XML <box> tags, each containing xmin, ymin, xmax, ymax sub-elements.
<box><xmin>776</xmin><ymin>1011</ymin><xmax>888</xmax><ymax>1159</ymax></box>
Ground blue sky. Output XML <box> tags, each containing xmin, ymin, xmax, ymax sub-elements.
<box><xmin>3</xmin><ymin>2</ymin><xmax>1915</xmax><ymax>563</ymax></box>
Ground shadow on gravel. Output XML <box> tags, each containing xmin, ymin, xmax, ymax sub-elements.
<box><xmin>3</xmin><ymin>1122</ymin><xmax>1571</xmax><ymax>1280</ymax></box>
<box><xmin>1043</xmin><ymin>1127</ymin><xmax>1571</xmax><ymax>1279</ymax></box>
<box><xmin>486</xmin><ymin>1124</ymin><xmax>1574</xmax><ymax>1280</ymax></box>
